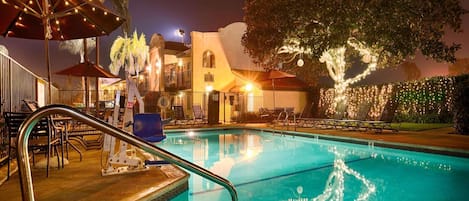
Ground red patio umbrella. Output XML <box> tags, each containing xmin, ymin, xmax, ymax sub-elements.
<box><xmin>56</xmin><ymin>61</ymin><xmax>118</xmax><ymax>78</ymax></box>
<box><xmin>267</xmin><ymin>69</ymin><xmax>296</xmax><ymax>80</ymax></box>
<box><xmin>56</xmin><ymin>60</ymin><xmax>119</xmax><ymax>111</ymax></box>
<box><xmin>0</xmin><ymin>0</ymin><xmax>124</xmax><ymax>103</ymax></box>
<box><xmin>56</xmin><ymin>39</ymin><xmax>119</xmax><ymax>111</ymax></box>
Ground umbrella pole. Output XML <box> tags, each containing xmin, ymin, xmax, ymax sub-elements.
<box><xmin>42</xmin><ymin>0</ymin><xmax>52</xmax><ymax>105</ymax></box>
<box><xmin>45</xmin><ymin>38</ymin><xmax>52</xmax><ymax>104</ymax></box>
<box><xmin>83</xmin><ymin>39</ymin><xmax>90</xmax><ymax>112</ymax></box>
<box><xmin>272</xmin><ymin>79</ymin><xmax>275</xmax><ymax>109</ymax></box>
<box><xmin>95</xmin><ymin>37</ymin><xmax>100</xmax><ymax>115</ymax></box>
<box><xmin>85</xmin><ymin>76</ymin><xmax>89</xmax><ymax>112</ymax></box>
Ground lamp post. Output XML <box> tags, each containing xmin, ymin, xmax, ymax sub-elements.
<box><xmin>175</xmin><ymin>29</ymin><xmax>185</xmax><ymax>43</ymax></box>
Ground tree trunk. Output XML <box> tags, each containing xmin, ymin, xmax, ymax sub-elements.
<box><xmin>320</xmin><ymin>39</ymin><xmax>379</xmax><ymax>111</ymax></box>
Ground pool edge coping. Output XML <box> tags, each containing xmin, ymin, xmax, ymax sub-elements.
<box><xmin>165</xmin><ymin>126</ymin><xmax>469</xmax><ymax>158</ymax></box>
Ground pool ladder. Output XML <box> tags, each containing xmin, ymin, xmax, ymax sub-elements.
<box><xmin>16</xmin><ymin>104</ymin><xmax>238</xmax><ymax>201</ymax></box>
<box><xmin>273</xmin><ymin>111</ymin><xmax>297</xmax><ymax>131</ymax></box>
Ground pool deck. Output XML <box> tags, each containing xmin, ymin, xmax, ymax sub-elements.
<box><xmin>272</xmin><ymin>125</ymin><xmax>469</xmax><ymax>152</ymax></box>
<box><xmin>0</xmin><ymin>148</ymin><xmax>189</xmax><ymax>201</ymax></box>
<box><xmin>1</xmin><ymin>123</ymin><xmax>469</xmax><ymax>200</ymax></box>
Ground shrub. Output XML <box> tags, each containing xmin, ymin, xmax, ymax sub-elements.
<box><xmin>452</xmin><ymin>74</ymin><xmax>469</xmax><ymax>134</ymax></box>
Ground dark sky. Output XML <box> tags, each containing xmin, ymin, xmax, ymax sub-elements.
<box><xmin>0</xmin><ymin>0</ymin><xmax>468</xmax><ymax>87</ymax></box>
<box><xmin>0</xmin><ymin>0</ymin><xmax>245</xmax><ymax>86</ymax></box>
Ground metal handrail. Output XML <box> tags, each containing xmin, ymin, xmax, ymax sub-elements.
<box><xmin>16</xmin><ymin>104</ymin><xmax>238</xmax><ymax>201</ymax></box>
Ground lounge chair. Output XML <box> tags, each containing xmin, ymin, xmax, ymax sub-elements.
<box><xmin>192</xmin><ymin>105</ymin><xmax>207</xmax><ymax>124</ymax></box>
<box><xmin>297</xmin><ymin>102</ymin><xmax>326</xmax><ymax>128</ymax></box>
<box><xmin>172</xmin><ymin>105</ymin><xmax>191</xmax><ymax>127</ymax></box>
<box><xmin>360</xmin><ymin>100</ymin><xmax>399</xmax><ymax>133</ymax></box>
<box><xmin>259</xmin><ymin>107</ymin><xmax>273</xmax><ymax>120</ymax></box>
<box><xmin>334</xmin><ymin>102</ymin><xmax>372</xmax><ymax>131</ymax></box>
<box><xmin>314</xmin><ymin>103</ymin><xmax>348</xmax><ymax>129</ymax></box>
<box><xmin>66</xmin><ymin>121</ymin><xmax>103</xmax><ymax>150</ymax></box>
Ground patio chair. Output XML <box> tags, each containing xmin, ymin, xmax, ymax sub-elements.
<box><xmin>22</xmin><ymin>99</ymin><xmax>74</xmax><ymax>163</ymax></box>
<box><xmin>4</xmin><ymin>112</ymin><xmax>62</xmax><ymax>179</ymax></box>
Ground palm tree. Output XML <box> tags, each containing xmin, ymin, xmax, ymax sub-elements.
<box><xmin>109</xmin><ymin>31</ymin><xmax>149</xmax><ymax>131</ymax></box>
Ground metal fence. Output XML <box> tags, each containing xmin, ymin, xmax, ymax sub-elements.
<box><xmin>54</xmin><ymin>88</ymin><xmax>264</xmax><ymax>124</ymax></box>
<box><xmin>0</xmin><ymin>52</ymin><xmax>58</xmax><ymax>113</ymax></box>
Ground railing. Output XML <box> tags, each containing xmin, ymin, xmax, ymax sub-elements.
<box><xmin>0</xmin><ymin>51</ymin><xmax>58</xmax><ymax>112</ymax></box>
<box><xmin>16</xmin><ymin>104</ymin><xmax>238</xmax><ymax>201</ymax></box>
<box><xmin>272</xmin><ymin>111</ymin><xmax>298</xmax><ymax>131</ymax></box>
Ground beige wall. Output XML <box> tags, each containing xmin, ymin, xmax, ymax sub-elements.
<box><xmin>262</xmin><ymin>90</ymin><xmax>308</xmax><ymax>113</ymax></box>
<box><xmin>186</xmin><ymin>24</ymin><xmax>309</xmax><ymax>122</ymax></box>
<box><xmin>191</xmin><ymin>31</ymin><xmax>236</xmax><ymax>94</ymax></box>
<box><xmin>164</xmin><ymin>54</ymin><xmax>178</xmax><ymax>65</ymax></box>
<box><xmin>191</xmin><ymin>31</ymin><xmax>237</xmax><ymax>122</ymax></box>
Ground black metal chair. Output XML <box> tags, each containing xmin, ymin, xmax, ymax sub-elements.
<box><xmin>3</xmin><ymin>112</ymin><xmax>62</xmax><ymax>179</ymax></box>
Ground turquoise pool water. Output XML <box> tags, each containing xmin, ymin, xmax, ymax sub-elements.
<box><xmin>158</xmin><ymin>129</ymin><xmax>469</xmax><ymax>201</ymax></box>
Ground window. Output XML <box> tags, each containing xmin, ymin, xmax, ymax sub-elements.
<box><xmin>204</xmin><ymin>72</ymin><xmax>214</xmax><ymax>82</ymax></box>
<box><xmin>202</xmin><ymin>50</ymin><xmax>215</xmax><ymax>68</ymax></box>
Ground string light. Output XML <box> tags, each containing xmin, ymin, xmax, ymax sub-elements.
<box><xmin>279</xmin><ymin>37</ymin><xmax>379</xmax><ymax>106</ymax></box>
<box><xmin>319</xmin><ymin>77</ymin><xmax>454</xmax><ymax>122</ymax></box>
<box><xmin>313</xmin><ymin>146</ymin><xmax>376</xmax><ymax>201</ymax></box>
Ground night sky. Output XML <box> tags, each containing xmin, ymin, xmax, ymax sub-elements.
<box><xmin>0</xmin><ymin>0</ymin><xmax>468</xmax><ymax>87</ymax></box>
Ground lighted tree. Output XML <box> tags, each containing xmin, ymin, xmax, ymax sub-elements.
<box><xmin>243</xmin><ymin>0</ymin><xmax>467</xmax><ymax>108</ymax></box>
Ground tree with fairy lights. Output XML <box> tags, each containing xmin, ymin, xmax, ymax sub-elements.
<box><xmin>242</xmin><ymin>0</ymin><xmax>467</xmax><ymax>110</ymax></box>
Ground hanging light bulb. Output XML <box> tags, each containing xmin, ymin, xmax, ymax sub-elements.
<box><xmin>297</xmin><ymin>58</ymin><xmax>304</xmax><ymax>67</ymax></box>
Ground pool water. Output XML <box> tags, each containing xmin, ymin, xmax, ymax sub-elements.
<box><xmin>157</xmin><ymin>129</ymin><xmax>469</xmax><ymax>201</ymax></box>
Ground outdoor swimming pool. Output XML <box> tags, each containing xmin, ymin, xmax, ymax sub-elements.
<box><xmin>157</xmin><ymin>129</ymin><xmax>469</xmax><ymax>201</ymax></box>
